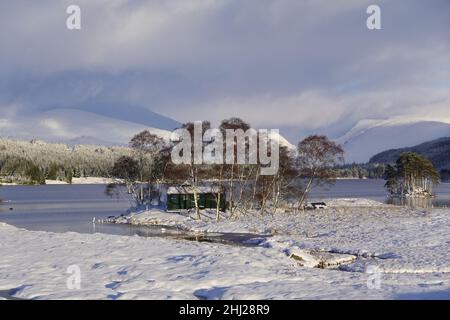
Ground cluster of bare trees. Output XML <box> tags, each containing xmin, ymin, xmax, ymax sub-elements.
<box><xmin>107</xmin><ymin>131</ymin><xmax>168</xmax><ymax>208</ymax></box>
<box><xmin>110</xmin><ymin>118</ymin><xmax>344</xmax><ymax>218</ymax></box>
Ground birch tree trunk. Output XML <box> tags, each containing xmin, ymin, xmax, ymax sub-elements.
<box><xmin>298</xmin><ymin>175</ymin><xmax>314</xmax><ymax>212</ymax></box>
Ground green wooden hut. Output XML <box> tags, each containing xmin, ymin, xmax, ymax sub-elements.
<box><xmin>166</xmin><ymin>185</ymin><xmax>226</xmax><ymax>211</ymax></box>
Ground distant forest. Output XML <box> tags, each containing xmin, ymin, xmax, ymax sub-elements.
<box><xmin>334</xmin><ymin>163</ymin><xmax>387</xmax><ymax>179</ymax></box>
<box><xmin>0</xmin><ymin>138</ymin><xmax>132</xmax><ymax>184</ymax></box>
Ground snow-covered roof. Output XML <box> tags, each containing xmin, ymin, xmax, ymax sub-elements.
<box><xmin>167</xmin><ymin>185</ymin><xmax>219</xmax><ymax>194</ymax></box>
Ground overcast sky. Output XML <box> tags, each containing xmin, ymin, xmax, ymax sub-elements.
<box><xmin>0</xmin><ymin>0</ymin><xmax>449</xmax><ymax>141</ymax></box>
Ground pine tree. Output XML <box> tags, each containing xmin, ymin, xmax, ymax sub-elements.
<box><xmin>385</xmin><ymin>152</ymin><xmax>440</xmax><ymax>197</ymax></box>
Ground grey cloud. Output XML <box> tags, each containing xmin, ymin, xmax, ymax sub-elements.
<box><xmin>0</xmin><ymin>0</ymin><xmax>449</xmax><ymax>142</ymax></box>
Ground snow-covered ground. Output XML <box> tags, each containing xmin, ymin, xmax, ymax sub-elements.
<box><xmin>1</xmin><ymin>199</ymin><xmax>449</xmax><ymax>300</ymax></box>
<box><xmin>117</xmin><ymin>198</ymin><xmax>393</xmax><ymax>233</ymax></box>
<box><xmin>46</xmin><ymin>177</ymin><xmax>123</xmax><ymax>185</ymax></box>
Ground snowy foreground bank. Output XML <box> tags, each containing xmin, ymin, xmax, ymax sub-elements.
<box><xmin>1</xmin><ymin>199</ymin><xmax>449</xmax><ymax>299</ymax></box>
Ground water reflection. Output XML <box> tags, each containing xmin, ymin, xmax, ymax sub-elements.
<box><xmin>387</xmin><ymin>197</ymin><xmax>447</xmax><ymax>209</ymax></box>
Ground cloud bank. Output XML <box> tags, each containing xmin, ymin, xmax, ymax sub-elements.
<box><xmin>0</xmin><ymin>0</ymin><xmax>449</xmax><ymax>141</ymax></box>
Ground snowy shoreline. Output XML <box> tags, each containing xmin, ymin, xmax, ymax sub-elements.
<box><xmin>1</xmin><ymin>199</ymin><xmax>449</xmax><ymax>300</ymax></box>
<box><xmin>0</xmin><ymin>177</ymin><xmax>122</xmax><ymax>186</ymax></box>
<box><xmin>115</xmin><ymin>198</ymin><xmax>394</xmax><ymax>234</ymax></box>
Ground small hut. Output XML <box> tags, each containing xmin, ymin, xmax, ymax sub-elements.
<box><xmin>165</xmin><ymin>185</ymin><xmax>226</xmax><ymax>211</ymax></box>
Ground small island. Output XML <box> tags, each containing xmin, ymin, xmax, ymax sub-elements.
<box><xmin>384</xmin><ymin>152</ymin><xmax>440</xmax><ymax>198</ymax></box>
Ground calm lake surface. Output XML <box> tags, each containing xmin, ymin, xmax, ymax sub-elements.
<box><xmin>0</xmin><ymin>180</ymin><xmax>449</xmax><ymax>236</ymax></box>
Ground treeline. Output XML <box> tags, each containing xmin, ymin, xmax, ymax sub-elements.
<box><xmin>334</xmin><ymin>163</ymin><xmax>386</xmax><ymax>179</ymax></box>
<box><xmin>335</xmin><ymin>161</ymin><xmax>448</xmax><ymax>182</ymax></box>
<box><xmin>0</xmin><ymin>138</ymin><xmax>132</xmax><ymax>184</ymax></box>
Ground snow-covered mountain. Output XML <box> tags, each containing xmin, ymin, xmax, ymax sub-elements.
<box><xmin>0</xmin><ymin>108</ymin><xmax>173</xmax><ymax>146</ymax></box>
<box><xmin>73</xmin><ymin>102</ymin><xmax>181</xmax><ymax>131</ymax></box>
<box><xmin>0</xmin><ymin>108</ymin><xmax>295</xmax><ymax>151</ymax></box>
<box><xmin>336</xmin><ymin>117</ymin><xmax>450</xmax><ymax>163</ymax></box>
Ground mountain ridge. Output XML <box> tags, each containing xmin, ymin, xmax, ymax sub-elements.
<box><xmin>369</xmin><ymin>137</ymin><xmax>450</xmax><ymax>171</ymax></box>
<box><xmin>335</xmin><ymin>118</ymin><xmax>450</xmax><ymax>163</ymax></box>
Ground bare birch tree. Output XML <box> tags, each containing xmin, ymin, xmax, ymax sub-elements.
<box><xmin>296</xmin><ymin>135</ymin><xmax>344</xmax><ymax>210</ymax></box>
